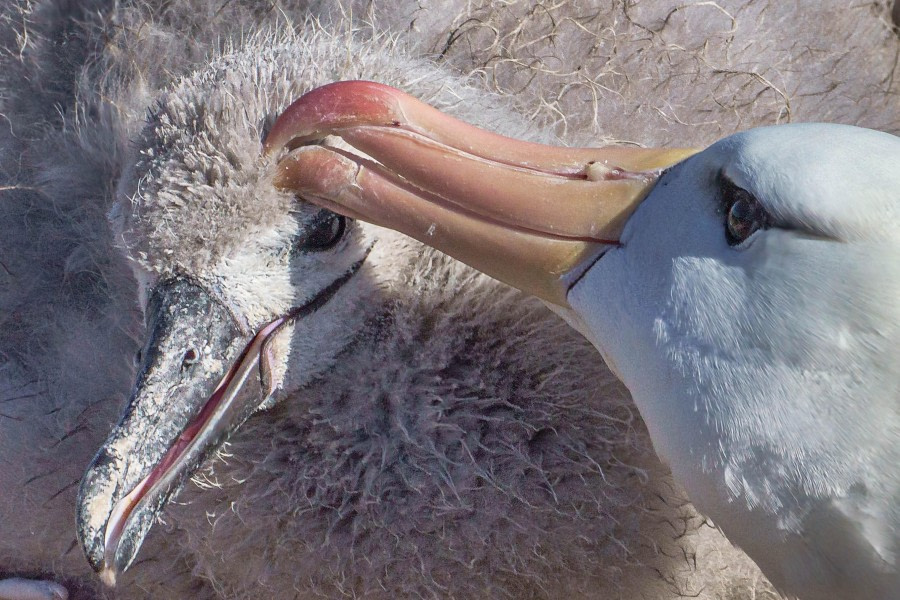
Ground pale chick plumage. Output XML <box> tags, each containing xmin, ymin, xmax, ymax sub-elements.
<box><xmin>0</xmin><ymin>1</ymin><xmax>897</xmax><ymax>599</ymax></box>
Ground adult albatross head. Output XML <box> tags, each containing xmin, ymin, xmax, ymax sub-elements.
<box><xmin>270</xmin><ymin>81</ymin><xmax>900</xmax><ymax>600</ymax></box>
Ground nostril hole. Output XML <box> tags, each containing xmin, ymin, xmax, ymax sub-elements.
<box><xmin>181</xmin><ymin>348</ymin><xmax>199</xmax><ymax>369</ymax></box>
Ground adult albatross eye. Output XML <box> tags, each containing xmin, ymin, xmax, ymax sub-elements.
<box><xmin>296</xmin><ymin>210</ymin><xmax>346</xmax><ymax>252</ymax></box>
<box><xmin>723</xmin><ymin>183</ymin><xmax>768</xmax><ymax>246</ymax></box>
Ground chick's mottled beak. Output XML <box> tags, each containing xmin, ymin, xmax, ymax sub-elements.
<box><xmin>266</xmin><ymin>81</ymin><xmax>697</xmax><ymax>306</ymax></box>
<box><xmin>77</xmin><ymin>280</ymin><xmax>283</xmax><ymax>586</ymax></box>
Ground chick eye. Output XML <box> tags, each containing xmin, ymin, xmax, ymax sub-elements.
<box><xmin>723</xmin><ymin>184</ymin><xmax>768</xmax><ymax>246</ymax></box>
<box><xmin>296</xmin><ymin>211</ymin><xmax>346</xmax><ymax>252</ymax></box>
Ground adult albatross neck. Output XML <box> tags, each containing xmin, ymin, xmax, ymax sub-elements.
<box><xmin>270</xmin><ymin>81</ymin><xmax>900</xmax><ymax>600</ymax></box>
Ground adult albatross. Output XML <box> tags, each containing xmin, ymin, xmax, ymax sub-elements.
<box><xmin>268</xmin><ymin>82</ymin><xmax>900</xmax><ymax>599</ymax></box>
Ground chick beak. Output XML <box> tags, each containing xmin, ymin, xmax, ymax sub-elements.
<box><xmin>76</xmin><ymin>280</ymin><xmax>286</xmax><ymax>586</ymax></box>
<box><xmin>266</xmin><ymin>80</ymin><xmax>698</xmax><ymax>306</ymax></box>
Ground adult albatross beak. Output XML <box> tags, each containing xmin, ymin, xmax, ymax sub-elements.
<box><xmin>266</xmin><ymin>81</ymin><xmax>698</xmax><ymax>306</ymax></box>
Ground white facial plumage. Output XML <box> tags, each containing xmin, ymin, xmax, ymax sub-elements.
<box><xmin>568</xmin><ymin>123</ymin><xmax>899</xmax><ymax>599</ymax></box>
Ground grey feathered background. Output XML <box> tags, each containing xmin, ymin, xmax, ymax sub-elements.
<box><xmin>0</xmin><ymin>1</ymin><xmax>897</xmax><ymax>599</ymax></box>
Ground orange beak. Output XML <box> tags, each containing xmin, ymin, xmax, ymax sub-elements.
<box><xmin>265</xmin><ymin>81</ymin><xmax>697</xmax><ymax>307</ymax></box>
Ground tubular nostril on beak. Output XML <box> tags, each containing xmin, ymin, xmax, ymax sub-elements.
<box><xmin>181</xmin><ymin>348</ymin><xmax>199</xmax><ymax>369</ymax></box>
